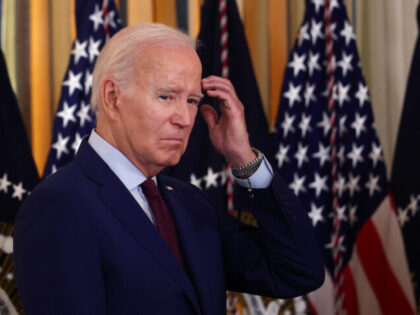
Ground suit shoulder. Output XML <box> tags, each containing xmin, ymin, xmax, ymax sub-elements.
<box><xmin>158</xmin><ymin>174</ymin><xmax>213</xmax><ymax>203</ymax></box>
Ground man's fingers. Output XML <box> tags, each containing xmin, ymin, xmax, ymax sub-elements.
<box><xmin>200</xmin><ymin>104</ymin><xmax>218</xmax><ymax>129</ymax></box>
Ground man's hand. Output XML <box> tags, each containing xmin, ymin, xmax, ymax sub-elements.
<box><xmin>200</xmin><ymin>76</ymin><xmax>256</xmax><ymax>167</ymax></box>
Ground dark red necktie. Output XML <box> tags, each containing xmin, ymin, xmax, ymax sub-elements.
<box><xmin>140</xmin><ymin>178</ymin><xmax>184</xmax><ymax>266</ymax></box>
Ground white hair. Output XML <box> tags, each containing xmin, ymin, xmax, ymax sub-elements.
<box><xmin>91</xmin><ymin>23</ymin><xmax>196</xmax><ymax>111</ymax></box>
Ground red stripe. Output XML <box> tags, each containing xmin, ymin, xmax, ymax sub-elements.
<box><xmin>356</xmin><ymin>219</ymin><xmax>415</xmax><ymax>315</ymax></box>
<box><xmin>341</xmin><ymin>265</ymin><xmax>359</xmax><ymax>315</ymax></box>
<box><xmin>307</xmin><ymin>298</ymin><xmax>319</xmax><ymax>315</ymax></box>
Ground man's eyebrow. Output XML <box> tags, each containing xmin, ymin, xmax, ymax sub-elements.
<box><xmin>190</xmin><ymin>93</ymin><xmax>204</xmax><ymax>99</ymax></box>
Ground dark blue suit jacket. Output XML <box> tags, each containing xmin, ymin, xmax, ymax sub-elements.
<box><xmin>14</xmin><ymin>140</ymin><xmax>324</xmax><ymax>314</ymax></box>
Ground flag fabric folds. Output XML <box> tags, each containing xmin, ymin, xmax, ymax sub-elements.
<box><xmin>43</xmin><ymin>0</ymin><xmax>121</xmax><ymax>177</ymax></box>
<box><xmin>273</xmin><ymin>0</ymin><xmax>416</xmax><ymax>314</ymax></box>
<box><xmin>391</xmin><ymin>1</ymin><xmax>420</xmax><ymax>310</ymax></box>
<box><xmin>0</xmin><ymin>50</ymin><xmax>39</xmax><ymax>314</ymax></box>
<box><xmin>167</xmin><ymin>0</ymin><xmax>273</xmax><ymax>212</ymax></box>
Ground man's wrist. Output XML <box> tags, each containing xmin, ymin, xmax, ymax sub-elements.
<box><xmin>231</xmin><ymin>148</ymin><xmax>264</xmax><ymax>179</ymax></box>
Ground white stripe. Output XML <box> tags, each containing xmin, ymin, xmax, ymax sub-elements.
<box><xmin>348</xmin><ymin>248</ymin><xmax>382</xmax><ymax>315</ymax></box>
<box><xmin>370</xmin><ymin>196</ymin><xmax>416</xmax><ymax>310</ymax></box>
<box><xmin>308</xmin><ymin>268</ymin><xmax>334</xmax><ymax>315</ymax></box>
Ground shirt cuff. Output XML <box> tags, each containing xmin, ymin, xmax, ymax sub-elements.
<box><xmin>233</xmin><ymin>156</ymin><xmax>274</xmax><ymax>189</ymax></box>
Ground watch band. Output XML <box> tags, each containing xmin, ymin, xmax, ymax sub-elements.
<box><xmin>231</xmin><ymin>148</ymin><xmax>264</xmax><ymax>179</ymax></box>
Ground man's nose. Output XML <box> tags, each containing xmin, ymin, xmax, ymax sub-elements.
<box><xmin>171</xmin><ymin>101</ymin><xmax>195</xmax><ymax>127</ymax></box>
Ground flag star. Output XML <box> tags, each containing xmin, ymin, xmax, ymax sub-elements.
<box><xmin>317</xmin><ymin>112</ymin><xmax>331</xmax><ymax>136</ymax></box>
<box><xmin>71</xmin><ymin>40</ymin><xmax>88</xmax><ymax>64</ymax></box>
<box><xmin>335</xmin><ymin>174</ymin><xmax>346</xmax><ymax>197</ymax></box>
<box><xmin>62</xmin><ymin>71</ymin><xmax>83</xmax><ymax>96</ymax></box>
<box><xmin>289</xmin><ymin>174</ymin><xmax>307</xmax><ymax>196</ymax></box>
<box><xmin>288</xmin><ymin>52</ymin><xmax>306</xmax><ymax>77</ymax></box>
<box><xmin>337</xmin><ymin>52</ymin><xmax>353</xmax><ymax>76</ymax></box>
<box><xmin>365</xmin><ymin>173</ymin><xmax>381</xmax><ymax>197</ymax></box>
<box><xmin>51</xmin><ymin>164</ymin><xmax>58</xmax><ymax>175</ymax></box>
<box><xmin>89</xmin><ymin>36</ymin><xmax>102</xmax><ymax>62</ymax></box>
<box><xmin>349</xmin><ymin>205</ymin><xmax>358</xmax><ymax>226</ymax></box>
<box><xmin>283</xmin><ymin>83</ymin><xmax>302</xmax><ymax>107</ymax></box>
<box><xmin>219</xmin><ymin>168</ymin><xmax>230</xmax><ymax>185</ymax></box>
<box><xmin>84</xmin><ymin>70</ymin><xmax>93</xmax><ymax>94</ymax></box>
<box><xmin>294</xmin><ymin>143</ymin><xmax>309</xmax><ymax>168</ymax></box>
<box><xmin>309</xmin><ymin>173</ymin><xmax>328</xmax><ymax>197</ymax></box>
<box><xmin>298</xmin><ymin>114</ymin><xmax>312</xmax><ymax>137</ymax></box>
<box><xmin>77</xmin><ymin>101</ymin><xmax>93</xmax><ymax>127</ymax></box>
<box><xmin>347</xmin><ymin>173</ymin><xmax>361</xmax><ymax>197</ymax></box>
<box><xmin>337</xmin><ymin>146</ymin><xmax>346</xmax><ymax>166</ymax></box>
<box><xmin>104</xmin><ymin>10</ymin><xmax>117</xmax><ymax>29</ymax></box>
<box><xmin>281</xmin><ymin>113</ymin><xmax>296</xmax><ymax>137</ymax></box>
<box><xmin>311</xmin><ymin>0</ymin><xmax>325</xmax><ymax>13</ymax></box>
<box><xmin>335</xmin><ymin>205</ymin><xmax>348</xmax><ymax>222</ymax></box>
<box><xmin>203</xmin><ymin>167</ymin><xmax>219</xmax><ymax>189</ymax></box>
<box><xmin>12</xmin><ymin>182</ymin><xmax>27</xmax><ymax>201</ymax></box>
<box><xmin>308</xmin><ymin>203</ymin><xmax>324</xmax><ymax>227</ymax></box>
<box><xmin>313</xmin><ymin>143</ymin><xmax>330</xmax><ymax>167</ymax></box>
<box><xmin>337</xmin><ymin>82</ymin><xmax>351</xmax><ymax>106</ymax></box>
<box><xmin>340</xmin><ymin>21</ymin><xmax>356</xmax><ymax>46</ymax></box>
<box><xmin>326</xmin><ymin>23</ymin><xmax>338</xmax><ymax>41</ymax></box>
<box><xmin>369</xmin><ymin>143</ymin><xmax>383</xmax><ymax>167</ymax></box>
<box><xmin>347</xmin><ymin>143</ymin><xmax>364</xmax><ymax>167</ymax></box>
<box><xmin>308</xmin><ymin>51</ymin><xmax>321</xmax><ymax>76</ymax></box>
<box><xmin>351</xmin><ymin>112</ymin><xmax>367</xmax><ymax>138</ymax></box>
<box><xmin>52</xmin><ymin>133</ymin><xmax>70</xmax><ymax>160</ymax></box>
<box><xmin>355</xmin><ymin>83</ymin><xmax>369</xmax><ymax>107</ymax></box>
<box><xmin>276</xmin><ymin>144</ymin><xmax>290</xmax><ymax>168</ymax></box>
<box><xmin>339</xmin><ymin>115</ymin><xmax>347</xmax><ymax>136</ymax></box>
<box><xmin>0</xmin><ymin>173</ymin><xmax>12</xmax><ymax>193</ymax></box>
<box><xmin>408</xmin><ymin>195</ymin><xmax>419</xmax><ymax>216</ymax></box>
<box><xmin>57</xmin><ymin>102</ymin><xmax>77</xmax><ymax>128</ymax></box>
<box><xmin>304</xmin><ymin>83</ymin><xmax>317</xmax><ymax>106</ymax></box>
<box><xmin>398</xmin><ymin>207</ymin><xmax>410</xmax><ymax>227</ymax></box>
<box><xmin>89</xmin><ymin>4</ymin><xmax>104</xmax><ymax>31</ymax></box>
<box><xmin>190</xmin><ymin>173</ymin><xmax>202</xmax><ymax>189</ymax></box>
<box><xmin>71</xmin><ymin>132</ymin><xmax>83</xmax><ymax>153</ymax></box>
<box><xmin>330</xmin><ymin>0</ymin><xmax>340</xmax><ymax>11</ymax></box>
<box><xmin>311</xmin><ymin>19</ymin><xmax>324</xmax><ymax>44</ymax></box>
<box><xmin>297</xmin><ymin>23</ymin><xmax>310</xmax><ymax>46</ymax></box>
<box><xmin>325</xmin><ymin>233</ymin><xmax>346</xmax><ymax>254</ymax></box>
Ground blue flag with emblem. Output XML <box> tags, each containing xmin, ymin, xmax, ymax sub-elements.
<box><xmin>273</xmin><ymin>0</ymin><xmax>415</xmax><ymax>314</ymax></box>
<box><xmin>391</xmin><ymin>1</ymin><xmax>420</xmax><ymax>310</ymax></box>
<box><xmin>0</xmin><ymin>49</ymin><xmax>39</xmax><ymax>314</ymax></box>
<box><xmin>43</xmin><ymin>0</ymin><xmax>121</xmax><ymax>177</ymax></box>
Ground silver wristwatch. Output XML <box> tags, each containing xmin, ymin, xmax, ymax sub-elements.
<box><xmin>231</xmin><ymin>148</ymin><xmax>264</xmax><ymax>179</ymax></box>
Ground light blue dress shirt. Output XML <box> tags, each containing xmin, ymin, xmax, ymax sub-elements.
<box><xmin>88</xmin><ymin>129</ymin><xmax>273</xmax><ymax>225</ymax></box>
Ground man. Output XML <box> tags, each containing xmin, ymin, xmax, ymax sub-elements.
<box><xmin>14</xmin><ymin>23</ymin><xmax>324</xmax><ymax>314</ymax></box>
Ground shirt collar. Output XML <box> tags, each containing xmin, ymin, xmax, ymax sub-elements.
<box><xmin>88</xmin><ymin>129</ymin><xmax>156</xmax><ymax>190</ymax></box>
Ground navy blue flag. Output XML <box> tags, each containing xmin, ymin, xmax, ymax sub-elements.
<box><xmin>273</xmin><ymin>0</ymin><xmax>415</xmax><ymax>314</ymax></box>
<box><xmin>43</xmin><ymin>0</ymin><xmax>121</xmax><ymax>177</ymax></box>
<box><xmin>167</xmin><ymin>0</ymin><xmax>273</xmax><ymax>214</ymax></box>
<box><xmin>391</xmin><ymin>1</ymin><xmax>420</xmax><ymax>310</ymax></box>
<box><xmin>0</xmin><ymin>50</ymin><xmax>39</xmax><ymax>314</ymax></box>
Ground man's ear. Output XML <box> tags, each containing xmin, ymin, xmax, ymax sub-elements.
<box><xmin>101</xmin><ymin>77</ymin><xmax>121</xmax><ymax>120</ymax></box>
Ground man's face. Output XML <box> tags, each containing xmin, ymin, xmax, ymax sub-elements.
<box><xmin>115</xmin><ymin>44</ymin><xmax>203</xmax><ymax>177</ymax></box>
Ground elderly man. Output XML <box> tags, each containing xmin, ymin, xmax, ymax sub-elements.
<box><xmin>14</xmin><ymin>23</ymin><xmax>324</xmax><ymax>314</ymax></box>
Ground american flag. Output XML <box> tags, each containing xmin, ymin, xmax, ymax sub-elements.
<box><xmin>43</xmin><ymin>0</ymin><xmax>121</xmax><ymax>177</ymax></box>
<box><xmin>273</xmin><ymin>0</ymin><xmax>416</xmax><ymax>314</ymax></box>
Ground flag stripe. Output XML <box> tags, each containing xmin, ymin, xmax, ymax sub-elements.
<box><xmin>308</xmin><ymin>270</ymin><xmax>334</xmax><ymax>315</ymax></box>
<box><xmin>371</xmin><ymin>195</ymin><xmax>416</xmax><ymax>308</ymax></box>
<box><xmin>348</xmin><ymin>249</ymin><xmax>382</xmax><ymax>315</ymax></box>
<box><xmin>356</xmin><ymin>215</ymin><xmax>415</xmax><ymax>315</ymax></box>
<box><xmin>341</xmin><ymin>265</ymin><xmax>359</xmax><ymax>315</ymax></box>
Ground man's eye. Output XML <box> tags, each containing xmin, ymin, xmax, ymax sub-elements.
<box><xmin>187</xmin><ymin>98</ymin><xmax>199</xmax><ymax>106</ymax></box>
<box><xmin>159</xmin><ymin>95</ymin><xmax>169</xmax><ymax>101</ymax></box>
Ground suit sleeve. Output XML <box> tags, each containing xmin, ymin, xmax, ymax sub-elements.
<box><xmin>13</xmin><ymin>185</ymin><xmax>106</xmax><ymax>314</ymax></box>
<box><xmin>220</xmin><ymin>172</ymin><xmax>325</xmax><ymax>298</ymax></box>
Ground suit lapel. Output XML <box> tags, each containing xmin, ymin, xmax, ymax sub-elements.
<box><xmin>75</xmin><ymin>141</ymin><xmax>201</xmax><ymax>314</ymax></box>
<box><xmin>159</xmin><ymin>176</ymin><xmax>212</xmax><ymax>315</ymax></box>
